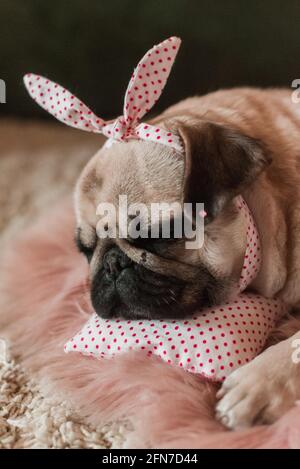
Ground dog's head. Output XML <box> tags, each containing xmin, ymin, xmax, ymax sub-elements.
<box><xmin>75</xmin><ymin>119</ymin><xmax>271</xmax><ymax>319</ymax></box>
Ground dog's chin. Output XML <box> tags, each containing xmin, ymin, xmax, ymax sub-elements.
<box><xmin>101</xmin><ymin>301</ymin><xmax>200</xmax><ymax>321</ymax></box>
<box><xmin>93</xmin><ymin>292</ymin><xmax>224</xmax><ymax>320</ymax></box>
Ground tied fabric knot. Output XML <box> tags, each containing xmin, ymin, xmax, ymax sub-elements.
<box><xmin>23</xmin><ymin>36</ymin><xmax>183</xmax><ymax>152</ymax></box>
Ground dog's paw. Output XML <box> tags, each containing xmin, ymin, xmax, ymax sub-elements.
<box><xmin>215</xmin><ymin>344</ymin><xmax>299</xmax><ymax>430</ymax></box>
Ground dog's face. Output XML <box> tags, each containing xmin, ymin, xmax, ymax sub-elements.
<box><xmin>75</xmin><ymin>119</ymin><xmax>271</xmax><ymax>319</ymax></box>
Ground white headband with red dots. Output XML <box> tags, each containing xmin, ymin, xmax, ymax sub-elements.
<box><xmin>23</xmin><ymin>37</ymin><xmax>183</xmax><ymax>153</ymax></box>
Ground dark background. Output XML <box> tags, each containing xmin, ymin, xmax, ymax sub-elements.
<box><xmin>1</xmin><ymin>0</ymin><xmax>300</xmax><ymax>120</ymax></box>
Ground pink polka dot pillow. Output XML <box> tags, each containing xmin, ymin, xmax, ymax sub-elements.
<box><xmin>64</xmin><ymin>292</ymin><xmax>286</xmax><ymax>382</ymax></box>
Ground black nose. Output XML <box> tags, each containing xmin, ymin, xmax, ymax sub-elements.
<box><xmin>103</xmin><ymin>246</ymin><xmax>132</xmax><ymax>278</ymax></box>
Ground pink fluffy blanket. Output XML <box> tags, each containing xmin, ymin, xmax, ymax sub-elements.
<box><xmin>0</xmin><ymin>200</ymin><xmax>300</xmax><ymax>448</ymax></box>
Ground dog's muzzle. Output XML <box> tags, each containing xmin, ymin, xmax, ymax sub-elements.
<box><xmin>91</xmin><ymin>246</ymin><xmax>184</xmax><ymax>319</ymax></box>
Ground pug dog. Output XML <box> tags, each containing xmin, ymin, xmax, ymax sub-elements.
<box><xmin>74</xmin><ymin>86</ymin><xmax>300</xmax><ymax>430</ymax></box>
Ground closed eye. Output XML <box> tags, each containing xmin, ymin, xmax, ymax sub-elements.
<box><xmin>75</xmin><ymin>229</ymin><xmax>95</xmax><ymax>262</ymax></box>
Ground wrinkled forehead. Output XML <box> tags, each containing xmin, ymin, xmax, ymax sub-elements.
<box><xmin>75</xmin><ymin>140</ymin><xmax>185</xmax><ymax>225</ymax></box>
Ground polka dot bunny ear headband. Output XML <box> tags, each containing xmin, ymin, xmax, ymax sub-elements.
<box><xmin>23</xmin><ymin>36</ymin><xmax>183</xmax><ymax>153</ymax></box>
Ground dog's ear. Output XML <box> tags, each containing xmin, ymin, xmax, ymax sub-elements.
<box><xmin>179</xmin><ymin>122</ymin><xmax>272</xmax><ymax>220</ymax></box>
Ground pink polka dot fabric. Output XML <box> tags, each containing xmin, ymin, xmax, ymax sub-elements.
<box><xmin>64</xmin><ymin>294</ymin><xmax>285</xmax><ymax>382</ymax></box>
<box><xmin>236</xmin><ymin>197</ymin><xmax>261</xmax><ymax>293</ymax></box>
<box><xmin>64</xmin><ymin>197</ymin><xmax>287</xmax><ymax>382</ymax></box>
<box><xmin>23</xmin><ymin>37</ymin><xmax>183</xmax><ymax>153</ymax></box>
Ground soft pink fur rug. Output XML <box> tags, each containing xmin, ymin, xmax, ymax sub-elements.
<box><xmin>1</xmin><ymin>200</ymin><xmax>300</xmax><ymax>449</ymax></box>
